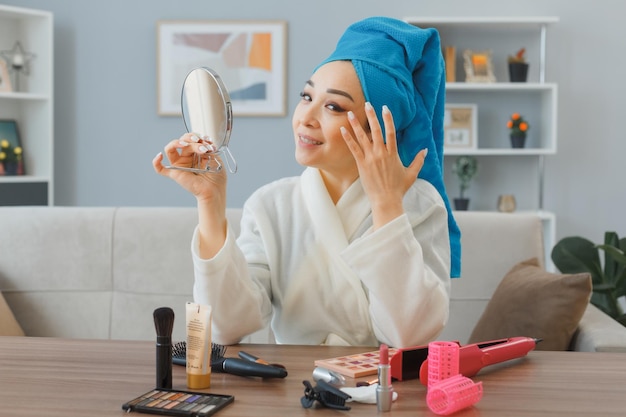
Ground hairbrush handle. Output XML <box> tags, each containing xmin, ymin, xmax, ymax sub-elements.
<box><xmin>212</xmin><ymin>357</ymin><xmax>288</xmax><ymax>378</ymax></box>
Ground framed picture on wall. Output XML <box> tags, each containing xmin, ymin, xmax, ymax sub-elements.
<box><xmin>157</xmin><ymin>20</ymin><xmax>287</xmax><ymax>117</ymax></box>
<box><xmin>443</xmin><ymin>104</ymin><xmax>478</xmax><ymax>150</ymax></box>
<box><xmin>0</xmin><ymin>60</ymin><xmax>12</xmax><ymax>92</ymax></box>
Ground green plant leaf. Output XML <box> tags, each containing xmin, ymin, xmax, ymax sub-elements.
<box><xmin>551</xmin><ymin>236</ymin><xmax>603</xmax><ymax>282</ymax></box>
<box><xmin>602</xmin><ymin>232</ymin><xmax>619</xmax><ymax>279</ymax></box>
<box><xmin>597</xmin><ymin>244</ymin><xmax>626</xmax><ymax>264</ymax></box>
<box><xmin>614</xmin><ymin>269</ymin><xmax>626</xmax><ymax>299</ymax></box>
<box><xmin>593</xmin><ymin>283</ymin><xmax>616</xmax><ymax>293</ymax></box>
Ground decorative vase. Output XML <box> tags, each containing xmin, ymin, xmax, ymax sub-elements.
<box><xmin>454</xmin><ymin>198</ymin><xmax>470</xmax><ymax>211</ymax></box>
<box><xmin>3</xmin><ymin>161</ymin><xmax>18</xmax><ymax>175</ymax></box>
<box><xmin>508</xmin><ymin>62</ymin><xmax>529</xmax><ymax>82</ymax></box>
<box><xmin>510</xmin><ymin>134</ymin><xmax>526</xmax><ymax>149</ymax></box>
<box><xmin>498</xmin><ymin>194</ymin><xmax>517</xmax><ymax>213</ymax></box>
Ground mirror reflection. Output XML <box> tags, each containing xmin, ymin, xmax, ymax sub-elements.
<box><xmin>166</xmin><ymin>67</ymin><xmax>237</xmax><ymax>174</ymax></box>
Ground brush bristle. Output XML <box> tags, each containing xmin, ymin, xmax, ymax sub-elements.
<box><xmin>153</xmin><ymin>307</ymin><xmax>175</xmax><ymax>337</ymax></box>
<box><xmin>171</xmin><ymin>341</ymin><xmax>226</xmax><ymax>366</ymax></box>
<box><xmin>173</xmin><ymin>341</ymin><xmax>186</xmax><ymax>358</ymax></box>
<box><xmin>211</xmin><ymin>343</ymin><xmax>227</xmax><ymax>361</ymax></box>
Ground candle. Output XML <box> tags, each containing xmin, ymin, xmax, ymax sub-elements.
<box><xmin>13</xmin><ymin>54</ymin><xmax>24</xmax><ymax>68</ymax></box>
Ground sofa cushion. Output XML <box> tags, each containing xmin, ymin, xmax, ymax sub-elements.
<box><xmin>468</xmin><ymin>258</ymin><xmax>592</xmax><ymax>350</ymax></box>
<box><xmin>0</xmin><ymin>291</ymin><xmax>24</xmax><ymax>336</ymax></box>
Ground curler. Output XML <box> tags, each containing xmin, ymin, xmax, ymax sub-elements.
<box><xmin>426</xmin><ymin>374</ymin><xmax>483</xmax><ymax>415</ymax></box>
<box><xmin>427</xmin><ymin>341</ymin><xmax>460</xmax><ymax>389</ymax></box>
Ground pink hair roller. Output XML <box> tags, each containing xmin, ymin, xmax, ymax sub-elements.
<box><xmin>427</xmin><ymin>341</ymin><xmax>460</xmax><ymax>389</ymax></box>
<box><xmin>426</xmin><ymin>374</ymin><xmax>483</xmax><ymax>415</ymax></box>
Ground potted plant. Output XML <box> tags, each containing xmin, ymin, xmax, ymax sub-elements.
<box><xmin>508</xmin><ymin>47</ymin><xmax>529</xmax><ymax>82</ymax></box>
<box><xmin>0</xmin><ymin>138</ymin><xmax>23</xmax><ymax>175</ymax></box>
<box><xmin>552</xmin><ymin>231</ymin><xmax>626</xmax><ymax>326</ymax></box>
<box><xmin>451</xmin><ymin>155</ymin><xmax>478</xmax><ymax>211</ymax></box>
<box><xmin>507</xmin><ymin>113</ymin><xmax>529</xmax><ymax>148</ymax></box>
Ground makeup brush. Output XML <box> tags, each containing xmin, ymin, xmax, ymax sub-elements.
<box><xmin>153</xmin><ymin>307</ymin><xmax>175</xmax><ymax>389</ymax></box>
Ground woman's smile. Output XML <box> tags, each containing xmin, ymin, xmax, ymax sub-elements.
<box><xmin>298</xmin><ymin>134</ymin><xmax>323</xmax><ymax>146</ymax></box>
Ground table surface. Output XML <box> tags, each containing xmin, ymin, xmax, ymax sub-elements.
<box><xmin>1</xmin><ymin>336</ymin><xmax>626</xmax><ymax>416</ymax></box>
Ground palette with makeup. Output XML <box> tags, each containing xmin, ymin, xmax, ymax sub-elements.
<box><xmin>122</xmin><ymin>388</ymin><xmax>234</xmax><ymax>416</ymax></box>
<box><xmin>314</xmin><ymin>347</ymin><xmax>399</xmax><ymax>378</ymax></box>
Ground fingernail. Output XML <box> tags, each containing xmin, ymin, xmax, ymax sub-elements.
<box><xmin>191</xmin><ymin>134</ymin><xmax>200</xmax><ymax>143</ymax></box>
<box><xmin>423</xmin><ymin>147</ymin><xmax>429</xmax><ymax>157</ymax></box>
<box><xmin>155</xmin><ymin>152</ymin><xmax>162</xmax><ymax>158</ymax></box>
<box><xmin>199</xmin><ymin>145</ymin><xmax>209</xmax><ymax>153</ymax></box>
<box><xmin>348</xmin><ymin>111</ymin><xmax>355</xmax><ymax>120</ymax></box>
<box><xmin>382</xmin><ymin>105</ymin><xmax>390</xmax><ymax>114</ymax></box>
<box><xmin>365</xmin><ymin>102</ymin><xmax>373</xmax><ymax>111</ymax></box>
<box><xmin>178</xmin><ymin>140</ymin><xmax>189</xmax><ymax>147</ymax></box>
<box><xmin>340</xmin><ymin>126</ymin><xmax>348</xmax><ymax>135</ymax></box>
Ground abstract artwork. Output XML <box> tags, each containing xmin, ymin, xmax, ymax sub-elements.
<box><xmin>157</xmin><ymin>20</ymin><xmax>287</xmax><ymax>117</ymax></box>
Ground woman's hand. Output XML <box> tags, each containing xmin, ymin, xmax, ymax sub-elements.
<box><xmin>152</xmin><ymin>132</ymin><xmax>227</xmax><ymax>204</ymax></box>
<box><xmin>340</xmin><ymin>102</ymin><xmax>427</xmax><ymax>229</ymax></box>
<box><xmin>153</xmin><ymin>132</ymin><xmax>228</xmax><ymax>258</ymax></box>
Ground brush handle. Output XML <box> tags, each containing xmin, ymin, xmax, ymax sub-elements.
<box><xmin>213</xmin><ymin>357</ymin><xmax>288</xmax><ymax>378</ymax></box>
<box><xmin>156</xmin><ymin>341</ymin><xmax>172</xmax><ymax>389</ymax></box>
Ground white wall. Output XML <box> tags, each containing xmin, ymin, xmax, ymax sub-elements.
<box><xmin>3</xmin><ymin>0</ymin><xmax>625</xmax><ymax>245</ymax></box>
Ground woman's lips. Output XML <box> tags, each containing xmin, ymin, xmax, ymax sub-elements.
<box><xmin>299</xmin><ymin>135</ymin><xmax>323</xmax><ymax>145</ymax></box>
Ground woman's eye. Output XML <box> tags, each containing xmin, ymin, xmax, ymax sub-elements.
<box><xmin>299</xmin><ymin>91</ymin><xmax>311</xmax><ymax>102</ymax></box>
<box><xmin>326</xmin><ymin>102</ymin><xmax>345</xmax><ymax>113</ymax></box>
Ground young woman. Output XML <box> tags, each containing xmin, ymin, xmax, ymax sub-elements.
<box><xmin>153</xmin><ymin>17</ymin><xmax>460</xmax><ymax>348</ymax></box>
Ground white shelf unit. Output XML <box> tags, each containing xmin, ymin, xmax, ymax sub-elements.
<box><xmin>405</xmin><ymin>16</ymin><xmax>559</xmax><ymax>268</ymax></box>
<box><xmin>0</xmin><ymin>5</ymin><xmax>53</xmax><ymax>205</ymax></box>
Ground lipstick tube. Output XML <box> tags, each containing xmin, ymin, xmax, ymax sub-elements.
<box><xmin>376</xmin><ymin>344</ymin><xmax>394</xmax><ymax>412</ymax></box>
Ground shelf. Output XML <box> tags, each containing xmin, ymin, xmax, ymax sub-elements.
<box><xmin>405</xmin><ymin>16</ymin><xmax>559</xmax><ymax>28</ymax></box>
<box><xmin>408</xmin><ymin>15</ymin><xmax>559</xmax><ymax>260</ymax></box>
<box><xmin>446</xmin><ymin>83</ymin><xmax>557</xmax><ymax>152</ymax></box>
<box><xmin>445</xmin><ymin>148</ymin><xmax>555</xmax><ymax>156</ymax></box>
<box><xmin>447</xmin><ymin>82</ymin><xmax>556</xmax><ymax>92</ymax></box>
<box><xmin>0</xmin><ymin>5</ymin><xmax>53</xmax><ymax>206</ymax></box>
<box><xmin>0</xmin><ymin>175</ymin><xmax>50</xmax><ymax>183</ymax></box>
<box><xmin>0</xmin><ymin>92</ymin><xmax>51</xmax><ymax>101</ymax></box>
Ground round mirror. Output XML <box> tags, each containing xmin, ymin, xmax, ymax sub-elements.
<box><xmin>166</xmin><ymin>67</ymin><xmax>237</xmax><ymax>173</ymax></box>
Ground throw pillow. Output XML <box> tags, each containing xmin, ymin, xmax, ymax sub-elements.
<box><xmin>0</xmin><ymin>291</ymin><xmax>25</xmax><ymax>336</ymax></box>
<box><xmin>468</xmin><ymin>257</ymin><xmax>592</xmax><ymax>351</ymax></box>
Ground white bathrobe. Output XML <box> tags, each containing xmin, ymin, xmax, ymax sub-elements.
<box><xmin>192</xmin><ymin>167</ymin><xmax>451</xmax><ymax>348</ymax></box>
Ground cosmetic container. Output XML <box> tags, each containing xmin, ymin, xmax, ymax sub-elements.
<box><xmin>376</xmin><ymin>344</ymin><xmax>394</xmax><ymax>412</ymax></box>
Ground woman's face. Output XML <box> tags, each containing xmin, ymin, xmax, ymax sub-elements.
<box><xmin>292</xmin><ymin>60</ymin><xmax>369</xmax><ymax>178</ymax></box>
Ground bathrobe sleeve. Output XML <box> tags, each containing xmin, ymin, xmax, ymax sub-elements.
<box><xmin>190</xmin><ymin>217</ymin><xmax>273</xmax><ymax>345</ymax></box>
<box><xmin>341</xmin><ymin>180</ymin><xmax>451</xmax><ymax>348</ymax></box>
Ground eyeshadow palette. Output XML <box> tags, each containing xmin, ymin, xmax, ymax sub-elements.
<box><xmin>122</xmin><ymin>388</ymin><xmax>234</xmax><ymax>416</ymax></box>
<box><xmin>314</xmin><ymin>348</ymin><xmax>398</xmax><ymax>378</ymax></box>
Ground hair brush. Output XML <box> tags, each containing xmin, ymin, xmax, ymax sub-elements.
<box><xmin>172</xmin><ymin>341</ymin><xmax>287</xmax><ymax>378</ymax></box>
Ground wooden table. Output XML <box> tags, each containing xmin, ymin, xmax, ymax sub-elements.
<box><xmin>1</xmin><ymin>336</ymin><xmax>625</xmax><ymax>416</ymax></box>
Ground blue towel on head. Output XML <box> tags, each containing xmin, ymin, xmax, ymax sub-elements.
<box><xmin>316</xmin><ymin>16</ymin><xmax>461</xmax><ymax>278</ymax></box>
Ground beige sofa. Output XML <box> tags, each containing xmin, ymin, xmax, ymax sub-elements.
<box><xmin>1</xmin><ymin>206</ymin><xmax>625</xmax><ymax>351</ymax></box>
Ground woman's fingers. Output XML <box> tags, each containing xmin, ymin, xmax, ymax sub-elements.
<box><xmin>152</xmin><ymin>151</ymin><xmax>166</xmax><ymax>175</ymax></box>
<box><xmin>381</xmin><ymin>105</ymin><xmax>397</xmax><ymax>155</ymax></box>
<box><xmin>159</xmin><ymin>133</ymin><xmax>217</xmax><ymax>170</ymax></box>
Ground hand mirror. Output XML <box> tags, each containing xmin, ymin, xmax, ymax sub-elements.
<box><xmin>166</xmin><ymin>67</ymin><xmax>237</xmax><ymax>173</ymax></box>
